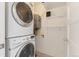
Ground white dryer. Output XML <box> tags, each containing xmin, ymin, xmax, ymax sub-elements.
<box><xmin>5</xmin><ymin>2</ymin><xmax>34</xmax><ymax>38</ymax></box>
<box><xmin>5</xmin><ymin>35</ymin><xmax>35</xmax><ymax>57</ymax></box>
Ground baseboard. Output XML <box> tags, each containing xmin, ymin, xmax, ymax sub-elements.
<box><xmin>36</xmin><ymin>51</ymin><xmax>52</xmax><ymax>57</ymax></box>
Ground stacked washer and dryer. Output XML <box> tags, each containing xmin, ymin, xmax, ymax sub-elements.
<box><xmin>5</xmin><ymin>2</ymin><xmax>35</xmax><ymax>57</ymax></box>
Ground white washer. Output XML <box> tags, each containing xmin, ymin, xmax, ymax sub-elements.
<box><xmin>5</xmin><ymin>2</ymin><xmax>34</xmax><ymax>38</ymax></box>
<box><xmin>5</xmin><ymin>35</ymin><xmax>35</xmax><ymax>57</ymax></box>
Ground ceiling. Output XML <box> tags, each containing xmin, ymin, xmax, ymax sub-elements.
<box><xmin>43</xmin><ymin>2</ymin><xmax>66</xmax><ymax>10</ymax></box>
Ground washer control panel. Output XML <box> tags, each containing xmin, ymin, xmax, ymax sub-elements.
<box><xmin>27</xmin><ymin>35</ymin><xmax>35</xmax><ymax>41</ymax></box>
<box><xmin>8</xmin><ymin>35</ymin><xmax>35</xmax><ymax>49</ymax></box>
<box><xmin>8</xmin><ymin>37</ymin><xmax>28</xmax><ymax>49</ymax></box>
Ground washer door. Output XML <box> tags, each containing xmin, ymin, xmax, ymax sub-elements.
<box><xmin>12</xmin><ymin>2</ymin><xmax>33</xmax><ymax>27</ymax></box>
<box><xmin>16</xmin><ymin>43</ymin><xmax>34</xmax><ymax>57</ymax></box>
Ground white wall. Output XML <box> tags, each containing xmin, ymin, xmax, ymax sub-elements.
<box><xmin>43</xmin><ymin>2</ymin><xmax>66</xmax><ymax>10</ymax></box>
<box><xmin>67</xmin><ymin>2</ymin><xmax>79</xmax><ymax>57</ymax></box>
<box><xmin>36</xmin><ymin>3</ymin><xmax>67</xmax><ymax>57</ymax></box>
<box><xmin>47</xmin><ymin>6</ymin><xmax>67</xmax><ymax>27</ymax></box>
<box><xmin>36</xmin><ymin>27</ymin><xmax>67</xmax><ymax>57</ymax></box>
<box><xmin>0</xmin><ymin>2</ymin><xmax>5</xmax><ymax>57</ymax></box>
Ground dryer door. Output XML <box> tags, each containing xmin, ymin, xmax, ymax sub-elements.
<box><xmin>16</xmin><ymin>43</ymin><xmax>34</xmax><ymax>57</ymax></box>
<box><xmin>12</xmin><ymin>2</ymin><xmax>33</xmax><ymax>27</ymax></box>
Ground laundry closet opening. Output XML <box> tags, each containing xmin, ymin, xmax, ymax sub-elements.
<box><xmin>34</xmin><ymin>2</ymin><xmax>67</xmax><ymax>57</ymax></box>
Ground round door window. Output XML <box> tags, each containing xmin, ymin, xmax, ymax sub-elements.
<box><xmin>19</xmin><ymin>43</ymin><xmax>34</xmax><ymax>57</ymax></box>
<box><xmin>12</xmin><ymin>2</ymin><xmax>33</xmax><ymax>26</ymax></box>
